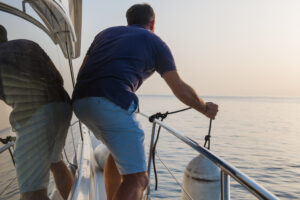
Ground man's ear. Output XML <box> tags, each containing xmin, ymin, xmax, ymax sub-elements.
<box><xmin>149</xmin><ymin>20</ymin><xmax>155</xmax><ymax>32</ymax></box>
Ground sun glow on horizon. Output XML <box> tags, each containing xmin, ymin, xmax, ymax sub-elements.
<box><xmin>0</xmin><ymin>0</ymin><xmax>300</xmax><ymax>98</ymax></box>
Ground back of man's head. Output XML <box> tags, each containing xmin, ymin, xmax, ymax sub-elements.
<box><xmin>0</xmin><ymin>25</ymin><xmax>8</xmax><ymax>43</ymax></box>
<box><xmin>126</xmin><ymin>4</ymin><xmax>155</xmax><ymax>27</ymax></box>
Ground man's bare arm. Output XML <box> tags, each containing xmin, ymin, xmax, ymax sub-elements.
<box><xmin>162</xmin><ymin>70</ymin><xmax>218</xmax><ymax>119</ymax></box>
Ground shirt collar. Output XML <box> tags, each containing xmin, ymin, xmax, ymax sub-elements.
<box><xmin>129</xmin><ymin>24</ymin><xmax>146</xmax><ymax>29</ymax></box>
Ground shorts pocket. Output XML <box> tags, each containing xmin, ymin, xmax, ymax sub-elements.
<box><xmin>127</xmin><ymin>101</ymin><xmax>137</xmax><ymax>114</ymax></box>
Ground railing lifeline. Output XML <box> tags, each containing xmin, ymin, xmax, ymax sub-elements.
<box><xmin>144</xmin><ymin>123</ymin><xmax>157</xmax><ymax>200</ymax></box>
<box><xmin>0</xmin><ymin>142</ymin><xmax>14</xmax><ymax>154</ymax></box>
<box><xmin>138</xmin><ymin>112</ymin><xmax>279</xmax><ymax>200</ymax></box>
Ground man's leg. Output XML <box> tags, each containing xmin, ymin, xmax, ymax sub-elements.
<box><xmin>104</xmin><ymin>154</ymin><xmax>122</xmax><ymax>200</ymax></box>
<box><xmin>113</xmin><ymin>172</ymin><xmax>148</xmax><ymax>200</ymax></box>
<box><xmin>104</xmin><ymin>154</ymin><xmax>148</xmax><ymax>200</ymax></box>
<box><xmin>50</xmin><ymin>161</ymin><xmax>74</xmax><ymax>200</ymax></box>
<box><xmin>49</xmin><ymin>102</ymin><xmax>73</xmax><ymax>199</ymax></box>
<box><xmin>20</xmin><ymin>189</ymin><xmax>50</xmax><ymax>200</ymax></box>
<box><xmin>74</xmin><ymin>98</ymin><xmax>147</xmax><ymax>199</ymax></box>
<box><xmin>13</xmin><ymin>106</ymin><xmax>54</xmax><ymax>200</ymax></box>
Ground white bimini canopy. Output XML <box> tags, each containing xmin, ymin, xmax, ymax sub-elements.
<box><xmin>0</xmin><ymin>0</ymin><xmax>82</xmax><ymax>59</ymax></box>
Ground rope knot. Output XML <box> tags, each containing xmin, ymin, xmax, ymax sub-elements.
<box><xmin>204</xmin><ymin>135</ymin><xmax>211</xmax><ymax>141</ymax></box>
<box><xmin>149</xmin><ymin>112</ymin><xmax>168</xmax><ymax>122</ymax></box>
<box><xmin>0</xmin><ymin>136</ymin><xmax>16</xmax><ymax>144</ymax></box>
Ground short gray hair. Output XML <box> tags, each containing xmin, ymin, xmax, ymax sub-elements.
<box><xmin>0</xmin><ymin>25</ymin><xmax>8</xmax><ymax>43</ymax></box>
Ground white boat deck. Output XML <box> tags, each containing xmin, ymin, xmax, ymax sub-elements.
<box><xmin>66</xmin><ymin>126</ymin><xmax>107</xmax><ymax>200</ymax></box>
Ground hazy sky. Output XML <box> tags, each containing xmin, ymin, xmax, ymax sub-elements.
<box><xmin>1</xmin><ymin>0</ymin><xmax>300</xmax><ymax>98</ymax></box>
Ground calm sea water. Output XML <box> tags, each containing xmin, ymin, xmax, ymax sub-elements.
<box><xmin>1</xmin><ymin>95</ymin><xmax>300</xmax><ymax>199</ymax></box>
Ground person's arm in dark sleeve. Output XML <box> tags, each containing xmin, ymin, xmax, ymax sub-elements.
<box><xmin>33</xmin><ymin>42</ymin><xmax>64</xmax><ymax>85</ymax></box>
<box><xmin>47</xmin><ymin>58</ymin><xmax>64</xmax><ymax>85</ymax></box>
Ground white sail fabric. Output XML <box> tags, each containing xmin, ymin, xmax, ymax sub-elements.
<box><xmin>62</xmin><ymin>0</ymin><xmax>82</xmax><ymax>58</ymax></box>
<box><xmin>27</xmin><ymin>0</ymin><xmax>82</xmax><ymax>59</ymax></box>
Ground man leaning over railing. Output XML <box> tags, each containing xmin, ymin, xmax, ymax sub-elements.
<box><xmin>72</xmin><ymin>4</ymin><xmax>218</xmax><ymax>200</ymax></box>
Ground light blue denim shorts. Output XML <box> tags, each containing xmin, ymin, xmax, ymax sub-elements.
<box><xmin>13</xmin><ymin>102</ymin><xmax>72</xmax><ymax>193</ymax></box>
<box><xmin>73</xmin><ymin>97</ymin><xmax>146</xmax><ymax>175</ymax></box>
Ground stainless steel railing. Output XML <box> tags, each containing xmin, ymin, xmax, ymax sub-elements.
<box><xmin>0</xmin><ymin>141</ymin><xmax>14</xmax><ymax>154</ymax></box>
<box><xmin>139</xmin><ymin>112</ymin><xmax>279</xmax><ymax>200</ymax></box>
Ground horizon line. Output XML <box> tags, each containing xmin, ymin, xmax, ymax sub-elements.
<box><xmin>137</xmin><ymin>94</ymin><xmax>300</xmax><ymax>99</ymax></box>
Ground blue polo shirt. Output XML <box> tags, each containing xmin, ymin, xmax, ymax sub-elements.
<box><xmin>72</xmin><ymin>25</ymin><xmax>176</xmax><ymax>110</ymax></box>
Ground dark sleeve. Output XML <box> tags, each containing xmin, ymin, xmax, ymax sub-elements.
<box><xmin>39</xmin><ymin>45</ymin><xmax>64</xmax><ymax>85</ymax></box>
<box><xmin>153</xmin><ymin>36</ymin><xmax>176</xmax><ymax>76</ymax></box>
<box><xmin>24</xmin><ymin>41</ymin><xmax>64</xmax><ymax>86</ymax></box>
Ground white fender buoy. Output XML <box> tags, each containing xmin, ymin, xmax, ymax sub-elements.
<box><xmin>94</xmin><ymin>143</ymin><xmax>109</xmax><ymax>170</ymax></box>
<box><xmin>181</xmin><ymin>154</ymin><xmax>220</xmax><ymax>200</ymax></box>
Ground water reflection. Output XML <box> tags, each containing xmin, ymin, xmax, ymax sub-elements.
<box><xmin>0</xmin><ymin>25</ymin><xmax>73</xmax><ymax>199</ymax></box>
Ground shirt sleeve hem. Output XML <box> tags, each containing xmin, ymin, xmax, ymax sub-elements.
<box><xmin>158</xmin><ymin>68</ymin><xmax>177</xmax><ymax>77</ymax></box>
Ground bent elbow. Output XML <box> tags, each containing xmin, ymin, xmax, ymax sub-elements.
<box><xmin>174</xmin><ymin>90</ymin><xmax>189</xmax><ymax>102</ymax></box>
